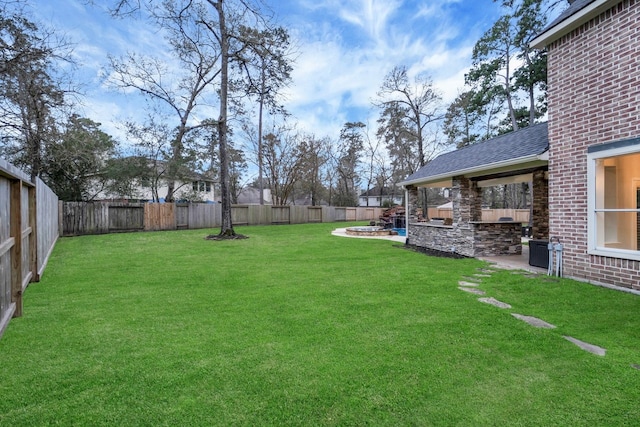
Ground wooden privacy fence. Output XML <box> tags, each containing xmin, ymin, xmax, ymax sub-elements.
<box><xmin>0</xmin><ymin>158</ymin><xmax>58</xmax><ymax>338</ymax></box>
<box><xmin>60</xmin><ymin>202</ymin><xmax>387</xmax><ymax>236</ymax></box>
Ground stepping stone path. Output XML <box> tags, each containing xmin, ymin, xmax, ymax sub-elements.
<box><xmin>458</xmin><ymin>281</ymin><xmax>480</xmax><ymax>287</ymax></box>
<box><xmin>458</xmin><ymin>279</ymin><xmax>486</xmax><ymax>295</ymax></box>
<box><xmin>460</xmin><ymin>269</ymin><xmax>614</xmax><ymax>361</ymax></box>
<box><xmin>563</xmin><ymin>336</ymin><xmax>607</xmax><ymax>356</ymax></box>
<box><xmin>478</xmin><ymin>297</ymin><xmax>512</xmax><ymax>309</ymax></box>
<box><xmin>458</xmin><ymin>286</ymin><xmax>486</xmax><ymax>295</ymax></box>
<box><xmin>511</xmin><ymin>313</ymin><xmax>556</xmax><ymax>329</ymax></box>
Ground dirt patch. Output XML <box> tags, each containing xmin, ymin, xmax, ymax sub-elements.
<box><xmin>205</xmin><ymin>234</ymin><xmax>249</xmax><ymax>241</ymax></box>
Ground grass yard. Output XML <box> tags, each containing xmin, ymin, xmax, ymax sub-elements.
<box><xmin>1</xmin><ymin>222</ymin><xmax>639</xmax><ymax>426</ymax></box>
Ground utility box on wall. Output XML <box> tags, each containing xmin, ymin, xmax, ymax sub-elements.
<box><xmin>529</xmin><ymin>240</ymin><xmax>549</xmax><ymax>269</ymax></box>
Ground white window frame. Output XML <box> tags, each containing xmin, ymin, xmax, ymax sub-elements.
<box><xmin>587</xmin><ymin>142</ymin><xmax>640</xmax><ymax>261</ymax></box>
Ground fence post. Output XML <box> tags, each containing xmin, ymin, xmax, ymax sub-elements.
<box><xmin>9</xmin><ymin>180</ymin><xmax>23</xmax><ymax>317</ymax></box>
<box><xmin>28</xmin><ymin>186</ymin><xmax>37</xmax><ymax>282</ymax></box>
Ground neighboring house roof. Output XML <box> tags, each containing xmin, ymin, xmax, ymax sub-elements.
<box><xmin>401</xmin><ymin>122</ymin><xmax>549</xmax><ymax>186</ymax></box>
<box><xmin>359</xmin><ymin>187</ymin><xmax>402</xmax><ymax>197</ymax></box>
<box><xmin>531</xmin><ymin>0</ymin><xmax>614</xmax><ymax>48</ymax></box>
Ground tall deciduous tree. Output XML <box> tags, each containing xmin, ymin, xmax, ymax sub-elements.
<box><xmin>237</xmin><ymin>25</ymin><xmax>293</xmax><ymax>205</ymax></box>
<box><xmin>105</xmin><ymin>0</ymin><xmax>286</xmax><ymax>238</ymax></box>
<box><xmin>375</xmin><ymin>65</ymin><xmax>444</xmax><ymax>168</ymax></box>
<box><xmin>296</xmin><ymin>134</ymin><xmax>329</xmax><ymax>206</ymax></box>
<box><xmin>106</xmin><ymin>1</ymin><xmax>221</xmax><ymax>203</ymax></box>
<box><xmin>262</xmin><ymin>125</ymin><xmax>304</xmax><ymax>206</ymax></box>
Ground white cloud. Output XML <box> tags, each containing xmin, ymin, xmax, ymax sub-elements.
<box><xmin>277</xmin><ymin>0</ymin><xmax>495</xmax><ymax>139</ymax></box>
<box><xmin>28</xmin><ymin>0</ymin><xmax>504</xmax><ymax>150</ymax></box>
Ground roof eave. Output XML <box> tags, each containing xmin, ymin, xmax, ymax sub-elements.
<box><xmin>400</xmin><ymin>151</ymin><xmax>549</xmax><ymax>188</ymax></box>
<box><xmin>530</xmin><ymin>0</ymin><xmax>612</xmax><ymax>49</ymax></box>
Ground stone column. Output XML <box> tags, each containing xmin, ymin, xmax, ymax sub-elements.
<box><xmin>531</xmin><ymin>169</ymin><xmax>549</xmax><ymax>239</ymax></box>
<box><xmin>452</xmin><ymin>176</ymin><xmax>474</xmax><ymax>225</ymax></box>
<box><xmin>406</xmin><ymin>185</ymin><xmax>419</xmax><ymax>222</ymax></box>
<box><xmin>470</xmin><ymin>180</ymin><xmax>482</xmax><ymax>222</ymax></box>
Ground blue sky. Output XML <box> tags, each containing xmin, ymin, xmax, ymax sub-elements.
<box><xmin>28</xmin><ymin>0</ymin><xmax>505</xmax><ymax>144</ymax></box>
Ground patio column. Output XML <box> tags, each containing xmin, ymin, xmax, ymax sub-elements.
<box><xmin>452</xmin><ymin>176</ymin><xmax>479</xmax><ymax>224</ymax></box>
<box><xmin>531</xmin><ymin>169</ymin><xmax>549</xmax><ymax>239</ymax></box>
<box><xmin>406</xmin><ymin>185</ymin><xmax>419</xmax><ymax>221</ymax></box>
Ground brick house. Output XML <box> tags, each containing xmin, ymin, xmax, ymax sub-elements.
<box><xmin>531</xmin><ymin>0</ymin><xmax>640</xmax><ymax>290</ymax></box>
<box><xmin>401</xmin><ymin>0</ymin><xmax>639</xmax><ymax>290</ymax></box>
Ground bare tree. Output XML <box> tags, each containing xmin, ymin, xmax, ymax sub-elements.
<box><xmin>297</xmin><ymin>133</ymin><xmax>330</xmax><ymax>206</ymax></box>
<box><xmin>105</xmin><ymin>0</ymin><xmax>285</xmax><ymax>238</ymax></box>
<box><xmin>237</xmin><ymin>25</ymin><xmax>293</xmax><ymax>205</ymax></box>
<box><xmin>261</xmin><ymin>125</ymin><xmax>306</xmax><ymax>206</ymax></box>
<box><xmin>106</xmin><ymin>2</ymin><xmax>221</xmax><ymax>202</ymax></box>
<box><xmin>375</xmin><ymin>66</ymin><xmax>444</xmax><ymax>168</ymax></box>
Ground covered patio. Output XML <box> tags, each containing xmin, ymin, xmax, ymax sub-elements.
<box><xmin>401</xmin><ymin>123</ymin><xmax>550</xmax><ymax>261</ymax></box>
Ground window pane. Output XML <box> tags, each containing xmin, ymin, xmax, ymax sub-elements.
<box><xmin>596</xmin><ymin>152</ymin><xmax>640</xmax><ymax>209</ymax></box>
<box><xmin>595</xmin><ymin>211</ymin><xmax>640</xmax><ymax>251</ymax></box>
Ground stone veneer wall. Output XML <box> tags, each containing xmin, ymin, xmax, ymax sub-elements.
<box><xmin>471</xmin><ymin>222</ymin><xmax>522</xmax><ymax>256</ymax></box>
<box><xmin>408</xmin><ymin>223</ymin><xmax>475</xmax><ymax>257</ymax></box>
<box><xmin>407</xmin><ymin>176</ymin><xmax>523</xmax><ymax>257</ymax></box>
<box><xmin>407</xmin><ymin>222</ymin><xmax>522</xmax><ymax>257</ymax></box>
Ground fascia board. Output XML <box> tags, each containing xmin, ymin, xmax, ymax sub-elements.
<box><xmin>531</xmin><ymin>0</ymin><xmax>612</xmax><ymax>49</ymax></box>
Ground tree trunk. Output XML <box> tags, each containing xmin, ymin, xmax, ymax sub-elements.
<box><xmin>258</xmin><ymin>65</ymin><xmax>265</xmax><ymax>205</ymax></box>
<box><xmin>504</xmin><ymin>46</ymin><xmax>519</xmax><ymax>132</ymax></box>
<box><xmin>216</xmin><ymin>0</ymin><xmax>235</xmax><ymax>236</ymax></box>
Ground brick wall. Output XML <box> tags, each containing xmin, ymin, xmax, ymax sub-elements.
<box><xmin>547</xmin><ymin>0</ymin><xmax>640</xmax><ymax>289</ymax></box>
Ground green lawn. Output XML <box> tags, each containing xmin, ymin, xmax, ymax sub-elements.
<box><xmin>1</xmin><ymin>223</ymin><xmax>639</xmax><ymax>426</ymax></box>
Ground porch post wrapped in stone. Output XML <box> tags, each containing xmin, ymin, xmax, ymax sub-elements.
<box><xmin>406</xmin><ymin>185</ymin><xmax>419</xmax><ymax>222</ymax></box>
<box><xmin>531</xmin><ymin>169</ymin><xmax>549</xmax><ymax>239</ymax></box>
<box><xmin>452</xmin><ymin>176</ymin><xmax>480</xmax><ymax>225</ymax></box>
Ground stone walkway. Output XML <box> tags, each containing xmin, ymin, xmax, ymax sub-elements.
<box><xmin>333</xmin><ymin>229</ymin><xmax>623</xmax><ymax>363</ymax></box>
<box><xmin>458</xmin><ymin>271</ymin><xmax>610</xmax><ymax>358</ymax></box>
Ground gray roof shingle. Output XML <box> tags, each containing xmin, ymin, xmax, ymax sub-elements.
<box><xmin>403</xmin><ymin>122</ymin><xmax>548</xmax><ymax>184</ymax></box>
<box><xmin>546</xmin><ymin>0</ymin><xmax>598</xmax><ymax>29</ymax></box>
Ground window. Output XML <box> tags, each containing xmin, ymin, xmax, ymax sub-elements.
<box><xmin>192</xmin><ymin>181</ymin><xmax>212</xmax><ymax>193</ymax></box>
<box><xmin>587</xmin><ymin>139</ymin><xmax>640</xmax><ymax>260</ymax></box>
